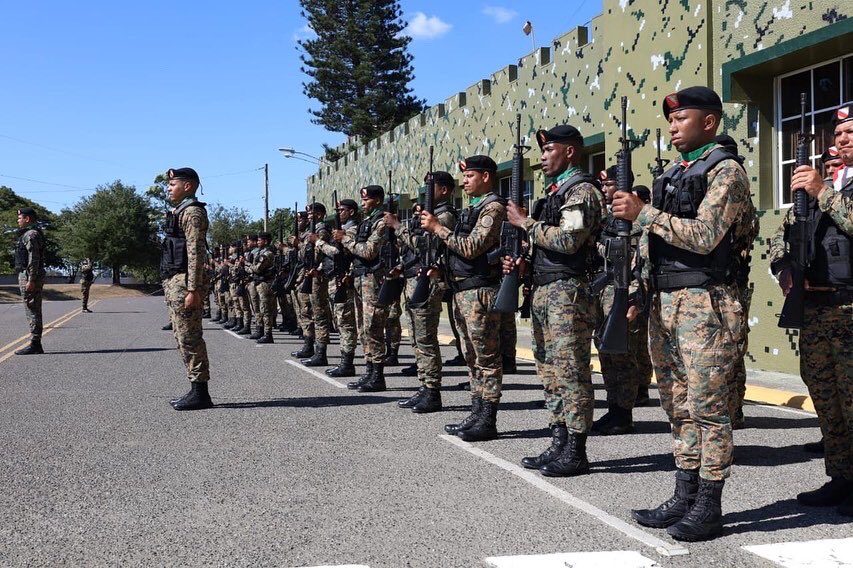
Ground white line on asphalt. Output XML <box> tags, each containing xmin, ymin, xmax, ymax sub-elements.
<box><xmin>755</xmin><ymin>403</ymin><xmax>816</xmax><ymax>418</ymax></box>
<box><xmin>743</xmin><ymin>537</ymin><xmax>853</xmax><ymax>567</ymax></box>
<box><xmin>224</xmin><ymin>329</ymin><xmax>245</xmax><ymax>340</ymax></box>
<box><xmin>285</xmin><ymin>359</ymin><xmax>347</xmax><ymax>389</ymax></box>
<box><xmin>485</xmin><ymin>550</ymin><xmax>662</xmax><ymax>568</ymax></box>
<box><xmin>440</xmin><ymin>435</ymin><xmax>690</xmax><ymax>558</ymax></box>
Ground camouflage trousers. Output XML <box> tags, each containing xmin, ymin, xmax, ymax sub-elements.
<box><xmin>500</xmin><ymin>310</ymin><xmax>517</xmax><ymax>360</ymax></box>
<box><xmin>650</xmin><ymin>285</ymin><xmax>740</xmax><ymax>481</ymax></box>
<box><xmin>404</xmin><ymin>277</ymin><xmax>444</xmax><ymax>388</ymax></box>
<box><xmin>596</xmin><ymin>287</ymin><xmax>654</xmax><ymax>411</ymax></box>
<box><xmin>354</xmin><ymin>273</ymin><xmax>389</xmax><ymax>364</ymax></box>
<box><xmin>310</xmin><ymin>274</ymin><xmax>332</xmax><ymax>344</ymax></box>
<box><xmin>728</xmin><ymin>285</ymin><xmax>753</xmax><ymax>420</ymax></box>
<box><xmin>18</xmin><ymin>273</ymin><xmax>44</xmax><ymax>341</ymax></box>
<box><xmin>80</xmin><ymin>280</ymin><xmax>92</xmax><ymax>310</ymax></box>
<box><xmin>532</xmin><ymin>278</ymin><xmax>596</xmax><ymax>432</ymax></box>
<box><xmin>386</xmin><ymin>292</ymin><xmax>403</xmax><ymax>350</ymax></box>
<box><xmin>800</xmin><ymin>298</ymin><xmax>853</xmax><ymax>480</ymax></box>
<box><xmin>165</xmin><ymin>274</ymin><xmax>210</xmax><ymax>383</ymax></box>
<box><xmin>218</xmin><ymin>289</ymin><xmax>231</xmax><ymax>319</ymax></box>
<box><xmin>202</xmin><ymin>289</ymin><xmax>211</xmax><ymax>314</ymax></box>
<box><xmin>278</xmin><ymin>290</ymin><xmax>297</xmax><ymax>325</ymax></box>
<box><xmin>297</xmin><ymin>291</ymin><xmax>314</xmax><ymax>339</ymax></box>
<box><xmin>229</xmin><ymin>284</ymin><xmax>250</xmax><ymax>320</ymax></box>
<box><xmin>329</xmin><ymin>278</ymin><xmax>358</xmax><ymax>353</ymax></box>
<box><xmin>256</xmin><ymin>281</ymin><xmax>277</xmax><ymax>331</ymax></box>
<box><xmin>247</xmin><ymin>281</ymin><xmax>260</xmax><ymax>317</ymax></box>
<box><xmin>453</xmin><ymin>285</ymin><xmax>503</xmax><ymax>402</ymax></box>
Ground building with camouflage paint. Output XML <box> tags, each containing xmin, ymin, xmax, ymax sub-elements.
<box><xmin>306</xmin><ymin>0</ymin><xmax>852</xmax><ymax>375</ymax></box>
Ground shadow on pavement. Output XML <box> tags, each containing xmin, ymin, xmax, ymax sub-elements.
<box><xmin>723</xmin><ymin>498</ymin><xmax>849</xmax><ymax>535</ymax></box>
<box><xmin>740</xmin><ymin>415</ymin><xmax>820</xmax><ymax>430</ymax></box>
<box><xmin>590</xmin><ymin>451</ymin><xmax>676</xmax><ymax>474</ymax></box>
<box><xmin>47</xmin><ymin>347</ymin><xmax>173</xmax><ymax>355</ymax></box>
<box><xmin>733</xmin><ymin>444</ymin><xmax>822</xmax><ymax>468</ymax></box>
<box><xmin>215</xmin><ymin>394</ymin><xmax>392</xmax><ymax>410</ymax></box>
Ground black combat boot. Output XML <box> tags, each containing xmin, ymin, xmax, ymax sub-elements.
<box><xmin>521</xmin><ymin>424</ymin><xmax>568</xmax><ymax>469</ymax></box>
<box><xmin>631</xmin><ymin>469</ymin><xmax>699</xmax><ymax>528</ymax></box>
<box><xmin>237</xmin><ymin>316</ymin><xmax>252</xmax><ymax>335</ymax></box>
<box><xmin>803</xmin><ymin>438</ymin><xmax>825</xmax><ymax>454</ymax></box>
<box><xmin>412</xmin><ymin>387</ymin><xmax>442</xmax><ymax>414</ymax></box>
<box><xmin>384</xmin><ymin>342</ymin><xmax>399</xmax><ymax>365</ymax></box>
<box><xmin>445</xmin><ymin>397</ymin><xmax>482</xmax><ymax>434</ymax></box>
<box><xmin>161</xmin><ymin>322</ymin><xmax>173</xmax><ymax>331</ymax></box>
<box><xmin>667</xmin><ymin>479</ymin><xmax>725</xmax><ymax>542</ymax></box>
<box><xmin>458</xmin><ymin>400</ymin><xmax>499</xmax><ymax>442</ymax></box>
<box><xmin>171</xmin><ymin>382</ymin><xmax>214</xmax><ymax>411</ymax></box>
<box><xmin>256</xmin><ymin>331</ymin><xmax>274</xmax><ymax>344</ymax></box>
<box><xmin>502</xmin><ymin>355</ymin><xmax>517</xmax><ymax>374</ymax></box>
<box><xmin>302</xmin><ymin>342</ymin><xmax>328</xmax><ymax>366</ymax></box>
<box><xmin>223</xmin><ymin>317</ymin><xmax>239</xmax><ymax>330</ymax></box>
<box><xmin>326</xmin><ymin>351</ymin><xmax>356</xmax><ymax>378</ymax></box>
<box><xmin>400</xmin><ymin>363</ymin><xmax>419</xmax><ymax>376</ymax></box>
<box><xmin>797</xmin><ymin>477</ymin><xmax>853</xmax><ymax>506</ymax></box>
<box><xmin>445</xmin><ymin>353</ymin><xmax>466</xmax><ymax>366</ymax></box>
<box><xmin>202</xmin><ymin>309</ymin><xmax>211</xmax><ymax>319</ymax></box>
<box><xmin>358</xmin><ymin>364</ymin><xmax>386</xmax><ymax>392</ymax></box>
<box><xmin>15</xmin><ymin>340</ymin><xmax>44</xmax><ymax>355</ymax></box>
<box><xmin>347</xmin><ymin>361</ymin><xmax>373</xmax><ymax>389</ymax></box>
<box><xmin>211</xmin><ymin>311</ymin><xmax>223</xmax><ymax>323</ymax></box>
<box><xmin>398</xmin><ymin>386</ymin><xmax>426</xmax><ymax>408</ymax></box>
<box><xmin>592</xmin><ymin>405</ymin><xmax>634</xmax><ymax>436</ymax></box>
<box><xmin>292</xmin><ymin>337</ymin><xmax>314</xmax><ymax>358</ymax></box>
<box><xmin>249</xmin><ymin>325</ymin><xmax>264</xmax><ymax>340</ymax></box>
<box><xmin>539</xmin><ymin>432</ymin><xmax>589</xmax><ymax>476</ymax></box>
<box><xmin>289</xmin><ymin>326</ymin><xmax>303</xmax><ymax>336</ymax></box>
<box><xmin>635</xmin><ymin>385</ymin><xmax>651</xmax><ymax>407</ymax></box>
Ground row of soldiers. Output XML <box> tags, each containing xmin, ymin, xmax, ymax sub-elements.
<box><xmin>174</xmin><ymin>86</ymin><xmax>852</xmax><ymax>543</ymax></box>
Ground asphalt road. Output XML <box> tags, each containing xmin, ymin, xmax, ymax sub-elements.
<box><xmin>0</xmin><ymin>296</ymin><xmax>848</xmax><ymax>567</ymax></box>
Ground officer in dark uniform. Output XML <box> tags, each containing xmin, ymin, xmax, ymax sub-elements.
<box><xmin>14</xmin><ymin>207</ymin><xmax>46</xmax><ymax>355</ymax></box>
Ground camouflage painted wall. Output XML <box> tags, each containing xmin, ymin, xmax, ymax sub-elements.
<box><xmin>306</xmin><ymin>0</ymin><xmax>850</xmax><ymax>375</ymax></box>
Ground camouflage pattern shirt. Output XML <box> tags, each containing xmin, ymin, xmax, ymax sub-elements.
<box><xmin>18</xmin><ymin>228</ymin><xmax>45</xmax><ymax>280</ymax></box>
<box><xmin>179</xmin><ymin>204</ymin><xmax>208</xmax><ymax>292</ymax></box>
<box><xmin>435</xmin><ymin>194</ymin><xmax>505</xmax><ymax>260</ymax></box>
<box><xmin>342</xmin><ymin>214</ymin><xmax>387</xmax><ymax>262</ymax></box>
<box><xmin>523</xmin><ymin>180</ymin><xmax>606</xmax><ymax>255</ymax></box>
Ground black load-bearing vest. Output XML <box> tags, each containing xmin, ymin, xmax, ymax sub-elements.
<box><xmin>161</xmin><ymin>199</ymin><xmax>206</xmax><ymax>279</ymax></box>
<box><xmin>531</xmin><ymin>172</ymin><xmax>600</xmax><ymax>286</ymax></box>
<box><xmin>351</xmin><ymin>211</ymin><xmax>384</xmax><ymax>276</ymax></box>
<box><xmin>400</xmin><ymin>202</ymin><xmax>458</xmax><ymax>278</ymax></box>
<box><xmin>14</xmin><ymin>228</ymin><xmax>44</xmax><ymax>274</ymax></box>
<box><xmin>802</xmin><ymin>178</ymin><xmax>853</xmax><ymax>290</ymax></box>
<box><xmin>446</xmin><ymin>193</ymin><xmax>505</xmax><ymax>291</ymax></box>
<box><xmin>322</xmin><ymin>219</ymin><xmax>356</xmax><ymax>277</ymax></box>
<box><xmin>649</xmin><ymin>148</ymin><xmax>740</xmax><ymax>291</ymax></box>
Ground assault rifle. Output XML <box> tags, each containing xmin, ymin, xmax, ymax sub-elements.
<box><xmin>598</xmin><ymin>96</ymin><xmax>635</xmax><ymax>354</ymax></box>
<box><xmin>408</xmin><ymin>146</ymin><xmax>435</xmax><ymax>306</ymax></box>
<box><xmin>283</xmin><ymin>202</ymin><xmax>301</xmax><ymax>292</ymax></box>
<box><xmin>331</xmin><ymin>190</ymin><xmax>351</xmax><ymax>303</ymax></box>
<box><xmin>377</xmin><ymin>170</ymin><xmax>404</xmax><ymax>306</ymax></box>
<box><xmin>492</xmin><ymin>113</ymin><xmax>530</xmax><ymax>316</ymax></box>
<box><xmin>299</xmin><ymin>197</ymin><xmax>316</xmax><ymax>294</ymax></box>
<box><xmin>652</xmin><ymin>127</ymin><xmax>670</xmax><ymax>180</ymax></box>
<box><xmin>778</xmin><ymin>93</ymin><xmax>813</xmax><ymax>329</ymax></box>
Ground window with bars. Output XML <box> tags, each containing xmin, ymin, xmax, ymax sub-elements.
<box><xmin>498</xmin><ymin>177</ymin><xmax>534</xmax><ymax>209</ymax></box>
<box><xmin>776</xmin><ymin>55</ymin><xmax>853</xmax><ymax>206</ymax></box>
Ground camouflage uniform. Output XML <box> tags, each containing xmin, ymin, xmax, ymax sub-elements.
<box><xmin>246</xmin><ymin>246</ymin><xmax>261</xmax><ymax>328</ymax></box>
<box><xmin>309</xmin><ymin>221</ymin><xmax>333</xmax><ymax>345</ymax></box>
<box><xmin>80</xmin><ymin>258</ymin><xmax>94</xmax><ymax>311</ymax></box>
<box><xmin>252</xmin><ymin>245</ymin><xmax>277</xmax><ymax>333</ymax></box>
<box><xmin>15</xmin><ymin>226</ymin><xmax>46</xmax><ymax>342</ymax></box>
<box><xmin>228</xmin><ymin>257</ymin><xmax>249</xmax><ymax>323</ymax></box>
<box><xmin>295</xmin><ymin>229</ymin><xmax>315</xmax><ymax>340</ymax></box>
<box><xmin>385</xmin><ymin>296</ymin><xmax>403</xmax><ymax>353</ymax></box>
<box><xmin>318</xmin><ymin>218</ymin><xmax>359</xmax><ymax>354</ymax></box>
<box><xmin>217</xmin><ymin>262</ymin><xmax>232</xmax><ymax>321</ymax></box>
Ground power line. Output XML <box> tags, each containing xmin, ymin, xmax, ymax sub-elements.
<box><xmin>0</xmin><ymin>133</ymin><xmax>128</xmax><ymax>167</ymax></box>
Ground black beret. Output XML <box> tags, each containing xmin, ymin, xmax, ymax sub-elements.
<box><xmin>297</xmin><ymin>211</ymin><xmax>308</xmax><ymax>219</ymax></box>
<box><xmin>310</xmin><ymin>202</ymin><xmax>327</xmax><ymax>214</ymax></box>
<box><xmin>258</xmin><ymin>232</ymin><xmax>272</xmax><ymax>241</ymax></box>
<box><xmin>536</xmin><ymin>125</ymin><xmax>583</xmax><ymax>149</ymax></box>
<box><xmin>360</xmin><ymin>185</ymin><xmax>384</xmax><ymax>200</ymax></box>
<box><xmin>662</xmin><ymin>86</ymin><xmax>723</xmax><ymax>119</ymax></box>
<box><xmin>167</xmin><ymin>167</ymin><xmax>200</xmax><ymax>183</ymax></box>
<box><xmin>430</xmin><ymin>170</ymin><xmax>456</xmax><ymax>189</ymax></box>
<box><xmin>231</xmin><ymin>241</ymin><xmax>241</xmax><ymax>247</ymax></box>
<box><xmin>459</xmin><ymin>155</ymin><xmax>497</xmax><ymax>173</ymax></box>
<box><xmin>338</xmin><ymin>198</ymin><xmax>358</xmax><ymax>210</ymax></box>
<box><xmin>246</xmin><ymin>234</ymin><xmax>258</xmax><ymax>240</ymax></box>
<box><xmin>634</xmin><ymin>185</ymin><xmax>651</xmax><ymax>203</ymax></box>
<box><xmin>18</xmin><ymin>207</ymin><xmax>38</xmax><ymax>219</ymax></box>
<box><xmin>834</xmin><ymin>104</ymin><xmax>852</xmax><ymax>126</ymax></box>
<box><xmin>821</xmin><ymin>145</ymin><xmax>842</xmax><ymax>163</ymax></box>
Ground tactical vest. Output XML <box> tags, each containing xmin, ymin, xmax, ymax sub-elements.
<box><xmin>160</xmin><ymin>199</ymin><xmax>206</xmax><ymax>279</ymax></box>
<box><xmin>803</xmin><ymin>179</ymin><xmax>853</xmax><ymax>290</ymax></box>
<box><xmin>351</xmin><ymin>211</ymin><xmax>384</xmax><ymax>276</ymax></box>
<box><xmin>14</xmin><ymin>228</ymin><xmax>44</xmax><ymax>275</ymax></box>
<box><xmin>322</xmin><ymin>219</ymin><xmax>356</xmax><ymax>277</ymax></box>
<box><xmin>446</xmin><ymin>193</ymin><xmax>505</xmax><ymax>291</ymax></box>
<box><xmin>531</xmin><ymin>172</ymin><xmax>600</xmax><ymax>285</ymax></box>
<box><xmin>649</xmin><ymin>148</ymin><xmax>740</xmax><ymax>291</ymax></box>
<box><xmin>254</xmin><ymin>248</ymin><xmax>277</xmax><ymax>282</ymax></box>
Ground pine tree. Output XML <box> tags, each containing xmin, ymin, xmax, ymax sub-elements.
<box><xmin>298</xmin><ymin>0</ymin><xmax>426</xmax><ymax>143</ymax></box>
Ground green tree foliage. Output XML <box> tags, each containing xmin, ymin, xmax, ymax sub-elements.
<box><xmin>298</xmin><ymin>0</ymin><xmax>426</xmax><ymax>141</ymax></box>
<box><xmin>0</xmin><ymin>186</ymin><xmax>64</xmax><ymax>274</ymax></box>
<box><xmin>58</xmin><ymin>181</ymin><xmax>160</xmax><ymax>285</ymax></box>
<box><xmin>207</xmin><ymin>204</ymin><xmax>254</xmax><ymax>250</ymax></box>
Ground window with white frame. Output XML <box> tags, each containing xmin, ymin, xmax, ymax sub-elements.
<box><xmin>498</xmin><ymin>176</ymin><xmax>534</xmax><ymax>209</ymax></box>
<box><xmin>776</xmin><ymin>55</ymin><xmax>853</xmax><ymax>206</ymax></box>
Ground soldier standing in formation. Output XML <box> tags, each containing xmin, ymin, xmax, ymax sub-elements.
<box><xmin>160</xmin><ymin>168</ymin><xmax>212</xmax><ymax>411</ymax></box>
<box><xmin>612</xmin><ymin>86</ymin><xmax>752</xmax><ymax>541</ymax></box>
<box><xmin>302</xmin><ymin>203</ymin><xmax>333</xmax><ymax>367</ymax></box>
<box><xmin>79</xmin><ymin>257</ymin><xmax>94</xmax><ymax>313</ymax></box>
<box><xmin>252</xmin><ymin>232</ymin><xmax>277</xmax><ymax>344</ymax></box>
<box><xmin>14</xmin><ymin>207</ymin><xmax>46</xmax><ymax>355</ymax></box>
<box><xmin>292</xmin><ymin>211</ymin><xmax>316</xmax><ymax>358</ymax></box>
<box><xmin>421</xmin><ymin>156</ymin><xmax>506</xmax><ymax>442</ymax></box>
<box><xmin>244</xmin><ymin>234</ymin><xmax>260</xmax><ymax>337</ymax></box>
<box><xmin>769</xmin><ymin>103</ymin><xmax>853</xmax><ymax>517</ymax></box>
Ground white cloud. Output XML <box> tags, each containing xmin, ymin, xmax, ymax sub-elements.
<box><xmin>406</xmin><ymin>12</ymin><xmax>452</xmax><ymax>39</ymax></box>
<box><xmin>292</xmin><ymin>24</ymin><xmax>315</xmax><ymax>42</ymax></box>
<box><xmin>482</xmin><ymin>6</ymin><xmax>517</xmax><ymax>24</ymax></box>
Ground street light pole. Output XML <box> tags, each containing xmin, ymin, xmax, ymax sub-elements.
<box><xmin>263</xmin><ymin>163</ymin><xmax>269</xmax><ymax>232</ymax></box>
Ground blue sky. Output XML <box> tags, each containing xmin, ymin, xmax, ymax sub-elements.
<box><xmin>1</xmin><ymin>0</ymin><xmax>601</xmax><ymax>218</ymax></box>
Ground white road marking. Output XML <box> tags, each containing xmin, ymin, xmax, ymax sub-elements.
<box><xmin>485</xmin><ymin>550</ymin><xmax>662</xmax><ymax>568</ymax></box>
<box><xmin>755</xmin><ymin>403</ymin><xmax>815</xmax><ymax>418</ymax></box>
<box><xmin>286</xmin><ymin>359</ymin><xmax>347</xmax><ymax>389</ymax></box>
<box><xmin>743</xmin><ymin>538</ymin><xmax>853</xmax><ymax>567</ymax></box>
<box><xmin>440</xmin><ymin>435</ymin><xmax>689</xmax><ymax>558</ymax></box>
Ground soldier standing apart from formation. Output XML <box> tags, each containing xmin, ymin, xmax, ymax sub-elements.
<box><xmin>252</xmin><ymin>232</ymin><xmax>277</xmax><ymax>344</ymax></box>
<box><xmin>391</xmin><ymin>171</ymin><xmax>458</xmax><ymax>414</ymax></box>
<box><xmin>612</xmin><ymin>87</ymin><xmax>750</xmax><ymax>541</ymax></box>
<box><xmin>80</xmin><ymin>257</ymin><xmax>94</xmax><ymax>313</ymax></box>
<box><xmin>302</xmin><ymin>202</ymin><xmax>333</xmax><ymax>367</ymax></box>
<box><xmin>769</xmin><ymin>104</ymin><xmax>853</xmax><ymax>517</ymax></box>
<box><xmin>504</xmin><ymin>126</ymin><xmax>606</xmax><ymax>475</ymax></box>
<box><xmin>318</xmin><ymin>198</ymin><xmax>359</xmax><ymax>378</ymax></box>
<box><xmin>14</xmin><ymin>207</ymin><xmax>46</xmax><ymax>355</ymax></box>
<box><xmin>334</xmin><ymin>185</ymin><xmax>389</xmax><ymax>392</ymax></box>
<box><xmin>161</xmin><ymin>168</ymin><xmax>212</xmax><ymax>411</ymax></box>
<box><xmin>422</xmin><ymin>156</ymin><xmax>506</xmax><ymax>442</ymax></box>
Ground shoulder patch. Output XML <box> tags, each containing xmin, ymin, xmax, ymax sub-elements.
<box><xmin>480</xmin><ymin>215</ymin><xmax>494</xmax><ymax>229</ymax></box>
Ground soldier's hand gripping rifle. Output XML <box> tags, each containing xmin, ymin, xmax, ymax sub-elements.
<box><xmin>331</xmin><ymin>190</ymin><xmax>351</xmax><ymax>303</ymax></box>
<box><xmin>492</xmin><ymin>113</ymin><xmax>530</xmax><ymax>315</ymax></box>
<box><xmin>778</xmin><ymin>93</ymin><xmax>814</xmax><ymax>329</ymax></box>
<box><xmin>598</xmin><ymin>96</ymin><xmax>635</xmax><ymax>354</ymax></box>
<box><xmin>299</xmin><ymin>198</ymin><xmax>316</xmax><ymax>294</ymax></box>
<box><xmin>283</xmin><ymin>201</ymin><xmax>301</xmax><ymax>292</ymax></box>
<box><xmin>378</xmin><ymin>170</ymin><xmax>404</xmax><ymax>306</ymax></box>
<box><xmin>408</xmin><ymin>146</ymin><xmax>436</xmax><ymax>307</ymax></box>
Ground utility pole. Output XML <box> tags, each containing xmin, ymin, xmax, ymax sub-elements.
<box><xmin>263</xmin><ymin>163</ymin><xmax>269</xmax><ymax>231</ymax></box>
